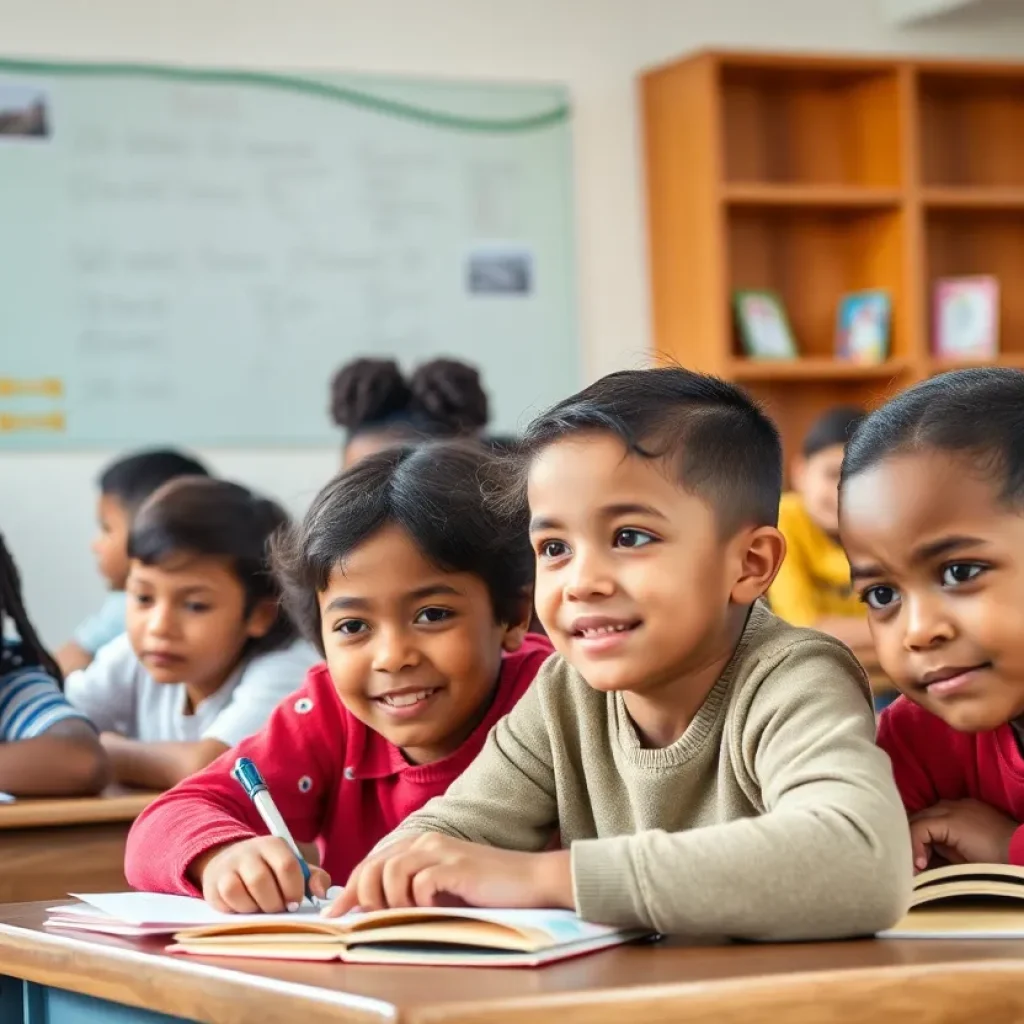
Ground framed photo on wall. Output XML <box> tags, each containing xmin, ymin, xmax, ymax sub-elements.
<box><xmin>733</xmin><ymin>290</ymin><xmax>797</xmax><ymax>359</ymax></box>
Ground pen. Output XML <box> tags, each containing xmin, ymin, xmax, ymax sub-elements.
<box><xmin>231</xmin><ymin>756</ymin><xmax>320</xmax><ymax>909</ymax></box>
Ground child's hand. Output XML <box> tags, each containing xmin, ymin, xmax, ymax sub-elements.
<box><xmin>909</xmin><ymin>799</ymin><xmax>1019</xmax><ymax>872</ymax></box>
<box><xmin>323</xmin><ymin>834</ymin><xmax>573</xmax><ymax>918</ymax></box>
<box><xmin>195</xmin><ymin>837</ymin><xmax>331</xmax><ymax>914</ymax></box>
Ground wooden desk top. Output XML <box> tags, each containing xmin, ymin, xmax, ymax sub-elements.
<box><xmin>5</xmin><ymin>902</ymin><xmax>1024</xmax><ymax>1024</ymax></box>
<box><xmin>0</xmin><ymin>786</ymin><xmax>158</xmax><ymax>830</ymax></box>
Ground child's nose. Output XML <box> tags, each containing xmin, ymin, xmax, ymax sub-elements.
<box><xmin>563</xmin><ymin>549</ymin><xmax>615</xmax><ymax>601</ymax></box>
<box><xmin>902</xmin><ymin>594</ymin><xmax>955</xmax><ymax>651</ymax></box>
<box><xmin>371</xmin><ymin>627</ymin><xmax>420</xmax><ymax>673</ymax></box>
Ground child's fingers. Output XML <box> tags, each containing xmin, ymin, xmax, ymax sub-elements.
<box><xmin>908</xmin><ymin>819</ymin><xmax>935</xmax><ymax>872</ymax></box>
<box><xmin>262</xmin><ymin>841</ymin><xmax>311</xmax><ymax>908</ymax></box>
<box><xmin>215</xmin><ymin>870</ymin><xmax>262</xmax><ymax>914</ymax></box>
<box><xmin>309</xmin><ymin>867</ymin><xmax>331</xmax><ymax>900</ymax></box>
<box><xmin>237</xmin><ymin>857</ymin><xmax>290</xmax><ymax>913</ymax></box>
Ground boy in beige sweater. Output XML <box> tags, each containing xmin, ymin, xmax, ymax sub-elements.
<box><xmin>328</xmin><ymin>368</ymin><xmax>911</xmax><ymax>940</ymax></box>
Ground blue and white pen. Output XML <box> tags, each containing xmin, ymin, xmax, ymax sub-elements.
<box><xmin>231</xmin><ymin>756</ymin><xmax>320</xmax><ymax>909</ymax></box>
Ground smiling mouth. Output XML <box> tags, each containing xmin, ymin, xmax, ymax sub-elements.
<box><xmin>574</xmin><ymin>623</ymin><xmax>640</xmax><ymax>639</ymax></box>
<box><xmin>918</xmin><ymin>663</ymin><xmax>991</xmax><ymax>692</ymax></box>
<box><xmin>374</xmin><ymin>688</ymin><xmax>441</xmax><ymax>708</ymax></box>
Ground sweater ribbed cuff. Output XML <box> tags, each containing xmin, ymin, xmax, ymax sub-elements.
<box><xmin>570</xmin><ymin>836</ymin><xmax>644</xmax><ymax>929</ymax></box>
<box><xmin>1008</xmin><ymin>825</ymin><xmax>1024</xmax><ymax>867</ymax></box>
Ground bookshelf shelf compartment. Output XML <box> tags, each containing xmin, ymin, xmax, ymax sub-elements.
<box><xmin>925</xmin><ymin>210</ymin><xmax>1024</xmax><ymax>358</ymax></box>
<box><xmin>920</xmin><ymin>72</ymin><xmax>1024</xmax><ymax>188</ymax></box>
<box><xmin>643</xmin><ymin>51</ymin><xmax>1024</xmax><ymax>464</ymax></box>
<box><xmin>721</xmin><ymin>64</ymin><xmax>901</xmax><ymax>188</ymax></box>
<box><xmin>728</xmin><ymin>207</ymin><xmax>906</xmax><ymax>362</ymax></box>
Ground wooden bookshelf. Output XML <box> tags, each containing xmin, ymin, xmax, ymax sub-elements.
<box><xmin>641</xmin><ymin>51</ymin><xmax>1024</xmax><ymax>462</ymax></box>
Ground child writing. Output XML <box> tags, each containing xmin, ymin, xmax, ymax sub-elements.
<box><xmin>770</xmin><ymin>405</ymin><xmax>870</xmax><ymax>649</ymax></box>
<box><xmin>124</xmin><ymin>442</ymin><xmax>551</xmax><ymax>910</ymax></box>
<box><xmin>841</xmin><ymin>367</ymin><xmax>1024</xmax><ymax>871</ymax></box>
<box><xmin>0</xmin><ymin>533</ymin><xmax>108</xmax><ymax>796</ymax></box>
<box><xmin>57</xmin><ymin>448</ymin><xmax>209</xmax><ymax>675</ymax></box>
<box><xmin>331</xmin><ymin>357</ymin><xmax>490</xmax><ymax>468</ymax></box>
<box><xmin>65</xmin><ymin>477</ymin><xmax>316</xmax><ymax>791</ymax></box>
<box><xmin>330</xmin><ymin>368</ymin><xmax>911</xmax><ymax>941</ymax></box>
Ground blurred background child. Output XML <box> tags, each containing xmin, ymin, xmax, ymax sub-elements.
<box><xmin>56</xmin><ymin>449</ymin><xmax>209</xmax><ymax>676</ymax></box>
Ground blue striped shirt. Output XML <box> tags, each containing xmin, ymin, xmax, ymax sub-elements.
<box><xmin>0</xmin><ymin>665</ymin><xmax>91</xmax><ymax>741</ymax></box>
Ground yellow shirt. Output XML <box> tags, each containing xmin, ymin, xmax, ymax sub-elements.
<box><xmin>770</xmin><ymin>492</ymin><xmax>865</xmax><ymax>627</ymax></box>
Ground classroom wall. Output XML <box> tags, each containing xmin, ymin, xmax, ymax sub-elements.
<box><xmin>3</xmin><ymin>0</ymin><xmax>1024</xmax><ymax>645</ymax></box>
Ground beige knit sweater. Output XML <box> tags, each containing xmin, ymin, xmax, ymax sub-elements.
<box><xmin>384</xmin><ymin>603</ymin><xmax>912</xmax><ymax>941</ymax></box>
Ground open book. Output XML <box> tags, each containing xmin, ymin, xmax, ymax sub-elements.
<box><xmin>880</xmin><ymin>863</ymin><xmax>1024</xmax><ymax>939</ymax></box>
<box><xmin>46</xmin><ymin>892</ymin><xmax>649</xmax><ymax>967</ymax></box>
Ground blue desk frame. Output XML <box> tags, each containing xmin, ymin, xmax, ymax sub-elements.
<box><xmin>1</xmin><ymin>977</ymin><xmax>191</xmax><ymax>1023</ymax></box>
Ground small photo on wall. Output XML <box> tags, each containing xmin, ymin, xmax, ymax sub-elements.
<box><xmin>934</xmin><ymin>277</ymin><xmax>999</xmax><ymax>360</ymax></box>
<box><xmin>467</xmin><ymin>245</ymin><xmax>533</xmax><ymax>296</ymax></box>
<box><xmin>836</xmin><ymin>291</ymin><xmax>891</xmax><ymax>364</ymax></box>
<box><xmin>0</xmin><ymin>81</ymin><xmax>50</xmax><ymax>139</ymax></box>
<box><xmin>733</xmin><ymin>290</ymin><xmax>797</xmax><ymax>359</ymax></box>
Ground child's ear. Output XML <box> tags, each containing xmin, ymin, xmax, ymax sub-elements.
<box><xmin>728</xmin><ymin>526</ymin><xmax>786</xmax><ymax>606</ymax></box>
<box><xmin>500</xmin><ymin>593</ymin><xmax>535</xmax><ymax>653</ymax></box>
<box><xmin>245</xmin><ymin>598</ymin><xmax>280</xmax><ymax>639</ymax></box>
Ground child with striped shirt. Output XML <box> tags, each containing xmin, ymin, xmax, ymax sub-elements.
<box><xmin>0</xmin><ymin>533</ymin><xmax>108</xmax><ymax>796</ymax></box>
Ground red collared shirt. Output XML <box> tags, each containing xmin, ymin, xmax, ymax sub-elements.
<box><xmin>878</xmin><ymin>696</ymin><xmax>1024</xmax><ymax>865</ymax></box>
<box><xmin>125</xmin><ymin>634</ymin><xmax>553</xmax><ymax>894</ymax></box>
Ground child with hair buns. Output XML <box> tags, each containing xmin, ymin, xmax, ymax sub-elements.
<box><xmin>329</xmin><ymin>357</ymin><xmax>490</xmax><ymax>468</ymax></box>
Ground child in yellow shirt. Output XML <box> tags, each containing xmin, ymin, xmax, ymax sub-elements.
<box><xmin>771</xmin><ymin>406</ymin><xmax>869</xmax><ymax>650</ymax></box>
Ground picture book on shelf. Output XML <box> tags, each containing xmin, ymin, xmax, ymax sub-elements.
<box><xmin>836</xmin><ymin>290</ymin><xmax>890</xmax><ymax>364</ymax></box>
<box><xmin>880</xmin><ymin>863</ymin><xmax>1024</xmax><ymax>939</ymax></box>
<box><xmin>46</xmin><ymin>892</ymin><xmax>651</xmax><ymax>967</ymax></box>
<box><xmin>933</xmin><ymin>276</ymin><xmax>999</xmax><ymax>360</ymax></box>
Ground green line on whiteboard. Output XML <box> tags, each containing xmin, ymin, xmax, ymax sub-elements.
<box><xmin>0</xmin><ymin>58</ymin><xmax>569</xmax><ymax>133</ymax></box>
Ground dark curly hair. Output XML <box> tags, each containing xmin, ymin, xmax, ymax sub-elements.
<box><xmin>329</xmin><ymin>357</ymin><xmax>489</xmax><ymax>444</ymax></box>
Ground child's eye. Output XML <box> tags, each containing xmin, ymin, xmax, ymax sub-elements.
<box><xmin>414</xmin><ymin>607</ymin><xmax>453</xmax><ymax>625</ymax></box>
<box><xmin>614</xmin><ymin>528</ymin><xmax>656</xmax><ymax>549</ymax></box>
<box><xmin>335</xmin><ymin>619</ymin><xmax>368</xmax><ymax>636</ymax></box>
<box><xmin>942</xmin><ymin>563</ymin><xmax>985</xmax><ymax>587</ymax></box>
<box><xmin>185</xmin><ymin>602</ymin><xmax>211</xmax><ymax>613</ymax></box>
<box><xmin>538</xmin><ymin>539</ymin><xmax>569</xmax><ymax>559</ymax></box>
<box><xmin>132</xmin><ymin>593</ymin><xmax>153</xmax><ymax>607</ymax></box>
<box><xmin>862</xmin><ymin>585</ymin><xmax>900</xmax><ymax>611</ymax></box>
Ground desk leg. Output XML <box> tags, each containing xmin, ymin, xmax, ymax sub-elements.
<box><xmin>0</xmin><ymin>976</ymin><xmax>196</xmax><ymax>1024</ymax></box>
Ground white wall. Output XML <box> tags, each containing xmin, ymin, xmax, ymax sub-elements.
<box><xmin>3</xmin><ymin>0</ymin><xmax>1024</xmax><ymax>644</ymax></box>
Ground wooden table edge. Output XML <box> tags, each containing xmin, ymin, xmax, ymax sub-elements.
<box><xmin>0</xmin><ymin>921</ymin><xmax>397</xmax><ymax>1024</ymax></box>
<box><xmin>0</xmin><ymin>793</ymin><xmax>159</xmax><ymax>830</ymax></box>
<box><xmin>409</xmin><ymin>957</ymin><xmax>1024</xmax><ymax>1024</ymax></box>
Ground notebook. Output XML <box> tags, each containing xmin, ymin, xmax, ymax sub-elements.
<box><xmin>46</xmin><ymin>892</ymin><xmax>649</xmax><ymax>967</ymax></box>
<box><xmin>880</xmin><ymin>863</ymin><xmax>1024</xmax><ymax>939</ymax></box>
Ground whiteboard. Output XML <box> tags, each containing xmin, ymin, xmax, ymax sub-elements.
<box><xmin>0</xmin><ymin>59</ymin><xmax>578</xmax><ymax>448</ymax></box>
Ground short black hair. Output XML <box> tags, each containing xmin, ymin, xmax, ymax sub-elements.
<box><xmin>272</xmin><ymin>441</ymin><xmax>533</xmax><ymax>654</ymax></box>
<box><xmin>510</xmin><ymin>366</ymin><xmax>782</xmax><ymax>532</ymax></box>
<box><xmin>842</xmin><ymin>367</ymin><xmax>1024</xmax><ymax>508</ymax></box>
<box><xmin>128</xmin><ymin>477</ymin><xmax>297</xmax><ymax>656</ymax></box>
<box><xmin>99</xmin><ymin>449</ymin><xmax>209</xmax><ymax>516</ymax></box>
<box><xmin>803</xmin><ymin>405</ymin><xmax>866</xmax><ymax>459</ymax></box>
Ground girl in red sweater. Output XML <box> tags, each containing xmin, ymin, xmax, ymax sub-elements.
<box><xmin>840</xmin><ymin>367</ymin><xmax>1024</xmax><ymax>872</ymax></box>
<box><xmin>125</xmin><ymin>442</ymin><xmax>550</xmax><ymax>912</ymax></box>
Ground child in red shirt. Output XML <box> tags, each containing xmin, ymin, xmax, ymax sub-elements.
<box><xmin>839</xmin><ymin>367</ymin><xmax>1024</xmax><ymax>871</ymax></box>
<box><xmin>125</xmin><ymin>442</ymin><xmax>550</xmax><ymax>911</ymax></box>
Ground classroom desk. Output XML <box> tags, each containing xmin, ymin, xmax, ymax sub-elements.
<box><xmin>0</xmin><ymin>788</ymin><xmax>158</xmax><ymax>903</ymax></box>
<box><xmin>4</xmin><ymin>903</ymin><xmax>1024</xmax><ymax>1024</ymax></box>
